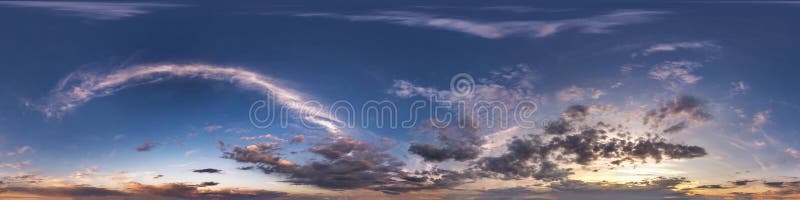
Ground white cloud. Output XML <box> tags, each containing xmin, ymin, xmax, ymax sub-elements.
<box><xmin>36</xmin><ymin>64</ymin><xmax>343</xmax><ymax>133</ymax></box>
<box><xmin>635</xmin><ymin>41</ymin><xmax>718</xmax><ymax>56</ymax></box>
<box><xmin>556</xmin><ymin>86</ymin><xmax>605</xmax><ymax>102</ymax></box>
<box><xmin>6</xmin><ymin>145</ymin><xmax>32</xmax><ymax>156</ymax></box>
<box><xmin>291</xmin><ymin>10</ymin><xmax>668</xmax><ymax>39</ymax></box>
<box><xmin>0</xmin><ymin>1</ymin><xmax>183</xmax><ymax>20</ymax></box>
<box><xmin>648</xmin><ymin>60</ymin><xmax>703</xmax><ymax>90</ymax></box>
<box><xmin>730</xmin><ymin>81</ymin><xmax>749</xmax><ymax>96</ymax></box>
<box><xmin>786</xmin><ymin>148</ymin><xmax>799</xmax><ymax>159</ymax></box>
<box><xmin>203</xmin><ymin>125</ymin><xmax>223</xmax><ymax>132</ymax></box>
<box><xmin>750</xmin><ymin>110</ymin><xmax>769</xmax><ymax>132</ymax></box>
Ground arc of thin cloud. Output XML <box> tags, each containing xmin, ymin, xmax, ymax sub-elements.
<box><xmin>39</xmin><ymin>64</ymin><xmax>342</xmax><ymax>133</ymax></box>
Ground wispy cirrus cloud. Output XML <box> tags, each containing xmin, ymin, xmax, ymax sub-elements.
<box><xmin>634</xmin><ymin>41</ymin><xmax>719</xmax><ymax>57</ymax></box>
<box><xmin>0</xmin><ymin>1</ymin><xmax>184</xmax><ymax>20</ymax></box>
<box><xmin>289</xmin><ymin>10</ymin><xmax>668</xmax><ymax>39</ymax></box>
<box><xmin>34</xmin><ymin>64</ymin><xmax>343</xmax><ymax>133</ymax></box>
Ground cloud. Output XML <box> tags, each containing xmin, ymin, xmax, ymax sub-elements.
<box><xmin>135</xmin><ymin>141</ymin><xmax>160</xmax><ymax>152</ymax></box>
<box><xmin>203</xmin><ymin>125</ymin><xmax>223</xmax><ymax>132</ymax></box>
<box><xmin>5</xmin><ymin>145</ymin><xmax>32</xmax><ymax>156</ymax></box>
<box><xmin>290</xmin><ymin>135</ymin><xmax>305</xmax><ymax>144</ymax></box>
<box><xmin>635</xmin><ymin>41</ymin><xmax>719</xmax><ymax>56</ymax></box>
<box><xmin>36</xmin><ymin>64</ymin><xmax>342</xmax><ymax>133</ymax></box>
<box><xmin>126</xmin><ymin>182</ymin><xmax>288</xmax><ymax>199</ymax></box>
<box><xmin>662</xmin><ymin>121</ymin><xmax>688</xmax><ymax>134</ymax></box>
<box><xmin>474</xmin><ymin>104</ymin><xmax>706</xmax><ymax>180</ymax></box>
<box><xmin>0</xmin><ymin>161</ymin><xmax>31</xmax><ymax>170</ymax></box>
<box><xmin>648</xmin><ymin>61</ymin><xmax>703</xmax><ymax>89</ymax></box>
<box><xmin>643</xmin><ymin>94</ymin><xmax>712</xmax><ymax>126</ymax></box>
<box><xmin>0</xmin><ymin>185</ymin><xmax>128</xmax><ymax>197</ymax></box>
<box><xmin>549</xmin><ymin>177</ymin><xmax>692</xmax><ymax>199</ymax></box>
<box><xmin>192</xmin><ymin>168</ymin><xmax>222</xmax><ymax>174</ymax></box>
<box><xmin>750</xmin><ymin>110</ymin><xmax>769</xmax><ymax>132</ymax></box>
<box><xmin>730</xmin><ymin>81</ymin><xmax>749</xmax><ymax>96</ymax></box>
<box><xmin>786</xmin><ymin>148</ymin><xmax>799</xmax><ymax>159</ymax></box>
<box><xmin>408</xmin><ymin>120</ymin><xmax>485</xmax><ymax>162</ymax></box>
<box><xmin>291</xmin><ymin>10</ymin><xmax>668</xmax><ymax>39</ymax></box>
<box><xmin>223</xmin><ymin>138</ymin><xmax>451</xmax><ymax>192</ymax></box>
<box><xmin>0</xmin><ymin>1</ymin><xmax>183</xmax><ymax>20</ymax></box>
<box><xmin>556</xmin><ymin>86</ymin><xmax>605</xmax><ymax>102</ymax></box>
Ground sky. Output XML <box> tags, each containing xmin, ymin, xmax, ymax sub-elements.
<box><xmin>0</xmin><ymin>0</ymin><xmax>799</xmax><ymax>199</ymax></box>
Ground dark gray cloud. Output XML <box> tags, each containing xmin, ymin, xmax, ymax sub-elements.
<box><xmin>644</xmin><ymin>95</ymin><xmax>712</xmax><ymax>126</ymax></box>
<box><xmin>549</xmin><ymin>177</ymin><xmax>692</xmax><ymax>199</ymax></box>
<box><xmin>135</xmin><ymin>141</ymin><xmax>160</xmax><ymax>152</ymax></box>
<box><xmin>473</xmin><ymin>104</ymin><xmax>706</xmax><ymax>181</ymax></box>
<box><xmin>563</xmin><ymin>105</ymin><xmax>591</xmax><ymax>120</ymax></box>
<box><xmin>694</xmin><ymin>184</ymin><xmax>726</xmax><ymax>189</ymax></box>
<box><xmin>408</xmin><ymin>121</ymin><xmax>485</xmax><ymax>162</ymax></box>
<box><xmin>476</xmin><ymin>128</ymin><xmax>705</xmax><ymax>180</ymax></box>
<box><xmin>198</xmin><ymin>182</ymin><xmax>219</xmax><ymax>187</ymax></box>
<box><xmin>543</xmin><ymin>119</ymin><xmax>574</xmax><ymax>135</ymax></box>
<box><xmin>662</xmin><ymin>121</ymin><xmax>688</xmax><ymax>134</ymax></box>
<box><xmin>192</xmin><ymin>168</ymin><xmax>222</xmax><ymax>174</ymax></box>
<box><xmin>225</xmin><ymin>138</ymin><xmax>423</xmax><ymax>191</ymax></box>
<box><xmin>0</xmin><ymin>185</ymin><xmax>127</xmax><ymax>197</ymax></box>
<box><xmin>126</xmin><ymin>182</ymin><xmax>288</xmax><ymax>199</ymax></box>
<box><xmin>732</xmin><ymin>179</ymin><xmax>757</xmax><ymax>186</ymax></box>
<box><xmin>222</xmin><ymin>143</ymin><xmax>295</xmax><ymax>173</ymax></box>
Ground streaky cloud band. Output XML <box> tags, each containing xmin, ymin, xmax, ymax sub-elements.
<box><xmin>36</xmin><ymin>64</ymin><xmax>342</xmax><ymax>133</ymax></box>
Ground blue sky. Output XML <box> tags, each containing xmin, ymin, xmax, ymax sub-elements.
<box><xmin>0</xmin><ymin>1</ymin><xmax>800</xmax><ymax>199</ymax></box>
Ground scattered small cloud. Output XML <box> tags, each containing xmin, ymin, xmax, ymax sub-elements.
<box><xmin>730</xmin><ymin>81</ymin><xmax>749</xmax><ymax>96</ymax></box>
<box><xmin>192</xmin><ymin>168</ymin><xmax>222</xmax><ymax>174</ymax></box>
<box><xmin>204</xmin><ymin>125</ymin><xmax>223</xmax><ymax>132</ymax></box>
<box><xmin>556</xmin><ymin>86</ymin><xmax>605</xmax><ymax>102</ymax></box>
<box><xmin>135</xmin><ymin>142</ymin><xmax>160</xmax><ymax>152</ymax></box>
<box><xmin>750</xmin><ymin>110</ymin><xmax>769</xmax><ymax>132</ymax></box>
<box><xmin>648</xmin><ymin>61</ymin><xmax>703</xmax><ymax>90</ymax></box>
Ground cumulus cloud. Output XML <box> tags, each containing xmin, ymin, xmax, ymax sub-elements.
<box><xmin>0</xmin><ymin>1</ymin><xmax>183</xmax><ymax>20</ymax></box>
<box><xmin>36</xmin><ymin>64</ymin><xmax>343</xmax><ymax>133</ymax></box>
<box><xmin>643</xmin><ymin>94</ymin><xmax>712</xmax><ymax>127</ymax></box>
<box><xmin>648</xmin><ymin>61</ymin><xmax>703</xmax><ymax>89</ymax></box>
<box><xmin>291</xmin><ymin>10</ymin><xmax>667</xmax><ymax>39</ymax></box>
<box><xmin>135</xmin><ymin>141</ymin><xmax>160</xmax><ymax>152</ymax></box>
<box><xmin>408</xmin><ymin>120</ymin><xmax>485</xmax><ymax>162</ymax></box>
<box><xmin>473</xmin><ymin>104</ymin><xmax>706</xmax><ymax>181</ymax></box>
<box><xmin>225</xmin><ymin>138</ymin><xmax>414</xmax><ymax>190</ymax></box>
<box><xmin>290</xmin><ymin>135</ymin><xmax>305</xmax><ymax>144</ymax></box>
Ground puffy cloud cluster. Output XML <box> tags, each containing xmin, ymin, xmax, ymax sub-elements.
<box><xmin>408</xmin><ymin>121</ymin><xmax>485</xmax><ymax>162</ymax></box>
<box><xmin>224</xmin><ymin>138</ymin><xmax>418</xmax><ymax>190</ymax></box>
<box><xmin>643</xmin><ymin>95</ymin><xmax>711</xmax><ymax>128</ymax></box>
<box><xmin>648</xmin><ymin>61</ymin><xmax>703</xmax><ymax>90</ymax></box>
